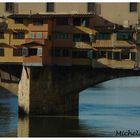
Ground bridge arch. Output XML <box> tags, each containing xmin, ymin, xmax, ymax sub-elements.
<box><xmin>18</xmin><ymin>66</ymin><xmax>140</xmax><ymax>116</ymax></box>
<box><xmin>0</xmin><ymin>65</ymin><xmax>140</xmax><ymax>116</ymax></box>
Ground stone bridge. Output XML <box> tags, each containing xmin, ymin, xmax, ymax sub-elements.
<box><xmin>0</xmin><ymin>65</ymin><xmax>140</xmax><ymax>116</ymax></box>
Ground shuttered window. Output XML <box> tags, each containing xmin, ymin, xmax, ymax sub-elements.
<box><xmin>36</xmin><ymin>32</ymin><xmax>43</xmax><ymax>39</ymax></box>
<box><xmin>96</xmin><ymin>32</ymin><xmax>111</xmax><ymax>40</ymax></box>
<box><xmin>72</xmin><ymin>50</ymin><xmax>87</xmax><ymax>58</ymax></box>
<box><xmin>117</xmin><ymin>32</ymin><xmax>132</xmax><ymax>40</ymax></box>
<box><xmin>107</xmin><ymin>51</ymin><xmax>113</xmax><ymax>59</ymax></box>
<box><xmin>33</xmin><ymin>19</ymin><xmax>43</xmax><ymax>25</ymax></box>
<box><xmin>29</xmin><ymin>32</ymin><xmax>35</xmax><ymax>39</ymax></box>
<box><xmin>13</xmin><ymin>32</ymin><xmax>25</xmax><ymax>39</ymax></box>
<box><xmin>114</xmin><ymin>52</ymin><xmax>121</xmax><ymax>60</ymax></box>
<box><xmin>131</xmin><ymin>52</ymin><xmax>136</xmax><ymax>61</ymax></box>
<box><xmin>46</xmin><ymin>3</ymin><xmax>54</xmax><ymax>12</ymax></box>
<box><xmin>13</xmin><ymin>48</ymin><xmax>22</xmax><ymax>56</ymax></box>
<box><xmin>56</xmin><ymin>18</ymin><xmax>68</xmax><ymax>25</ymax></box>
<box><xmin>5</xmin><ymin>3</ymin><xmax>14</xmax><ymax>13</ymax></box>
<box><xmin>22</xmin><ymin>48</ymin><xmax>28</xmax><ymax>56</ymax></box>
<box><xmin>73</xmin><ymin>34</ymin><xmax>91</xmax><ymax>42</ymax></box>
<box><xmin>87</xmin><ymin>3</ymin><xmax>95</xmax><ymax>13</ymax></box>
<box><xmin>37</xmin><ymin>48</ymin><xmax>42</xmax><ymax>56</ymax></box>
<box><xmin>0</xmin><ymin>32</ymin><xmax>4</xmax><ymax>39</ymax></box>
<box><xmin>0</xmin><ymin>48</ymin><xmax>4</xmax><ymax>56</ymax></box>
<box><xmin>130</xmin><ymin>3</ymin><xmax>137</xmax><ymax>12</ymax></box>
<box><xmin>73</xmin><ymin>18</ymin><xmax>89</xmax><ymax>26</ymax></box>
<box><xmin>54</xmin><ymin>33</ymin><xmax>70</xmax><ymax>40</ymax></box>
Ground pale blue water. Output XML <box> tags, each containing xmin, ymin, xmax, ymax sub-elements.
<box><xmin>79</xmin><ymin>77</ymin><xmax>140</xmax><ymax>136</ymax></box>
<box><xmin>0</xmin><ymin>76</ymin><xmax>140</xmax><ymax>137</ymax></box>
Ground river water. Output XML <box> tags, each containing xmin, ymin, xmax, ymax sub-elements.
<box><xmin>0</xmin><ymin>76</ymin><xmax>140</xmax><ymax>137</ymax></box>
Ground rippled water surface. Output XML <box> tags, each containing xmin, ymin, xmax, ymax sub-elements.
<box><xmin>0</xmin><ymin>77</ymin><xmax>140</xmax><ymax>137</ymax></box>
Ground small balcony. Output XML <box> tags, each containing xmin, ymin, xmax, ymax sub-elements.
<box><xmin>74</xmin><ymin>42</ymin><xmax>92</xmax><ymax>49</ymax></box>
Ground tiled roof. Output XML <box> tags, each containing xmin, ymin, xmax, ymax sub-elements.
<box><xmin>20</xmin><ymin>41</ymin><xmax>45</xmax><ymax>48</ymax></box>
<box><xmin>8</xmin><ymin>13</ymin><xmax>96</xmax><ymax>18</ymax></box>
<box><xmin>8</xmin><ymin>24</ymin><xmax>28</xmax><ymax>31</ymax></box>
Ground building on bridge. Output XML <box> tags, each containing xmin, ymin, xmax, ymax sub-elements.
<box><xmin>0</xmin><ymin>13</ymin><xmax>138</xmax><ymax>68</ymax></box>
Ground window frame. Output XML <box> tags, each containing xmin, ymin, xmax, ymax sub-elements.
<box><xmin>46</xmin><ymin>3</ymin><xmax>55</xmax><ymax>12</ymax></box>
<box><xmin>13</xmin><ymin>48</ymin><xmax>22</xmax><ymax>56</ymax></box>
<box><xmin>5</xmin><ymin>3</ymin><xmax>14</xmax><ymax>13</ymax></box>
<box><xmin>56</xmin><ymin>18</ymin><xmax>69</xmax><ymax>25</ymax></box>
<box><xmin>129</xmin><ymin>3</ymin><xmax>137</xmax><ymax>12</ymax></box>
<box><xmin>73</xmin><ymin>33</ymin><xmax>93</xmax><ymax>42</ymax></box>
<box><xmin>13</xmin><ymin>32</ymin><xmax>25</xmax><ymax>39</ymax></box>
<box><xmin>0</xmin><ymin>48</ymin><xmax>4</xmax><ymax>56</ymax></box>
<box><xmin>15</xmin><ymin>18</ymin><xmax>24</xmax><ymax>24</ymax></box>
<box><xmin>0</xmin><ymin>32</ymin><xmax>4</xmax><ymax>39</ymax></box>
<box><xmin>33</xmin><ymin>19</ymin><xmax>43</xmax><ymax>26</ymax></box>
<box><xmin>87</xmin><ymin>3</ymin><xmax>95</xmax><ymax>13</ymax></box>
<box><xmin>96</xmin><ymin>32</ymin><xmax>111</xmax><ymax>40</ymax></box>
<box><xmin>117</xmin><ymin>32</ymin><xmax>132</xmax><ymax>40</ymax></box>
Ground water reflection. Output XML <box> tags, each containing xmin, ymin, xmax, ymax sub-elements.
<box><xmin>1</xmin><ymin>77</ymin><xmax>140</xmax><ymax>137</ymax></box>
<box><xmin>79</xmin><ymin>77</ymin><xmax>140</xmax><ymax>137</ymax></box>
<box><xmin>18</xmin><ymin>116</ymin><xmax>82</xmax><ymax>137</ymax></box>
<box><xmin>0</xmin><ymin>89</ymin><xmax>18</xmax><ymax>137</ymax></box>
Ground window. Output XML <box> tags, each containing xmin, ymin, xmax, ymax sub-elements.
<box><xmin>36</xmin><ymin>32</ymin><xmax>43</xmax><ymax>39</ymax></box>
<box><xmin>54</xmin><ymin>33</ymin><xmax>70</xmax><ymax>40</ymax></box>
<box><xmin>33</xmin><ymin>19</ymin><xmax>43</xmax><ymax>25</ymax></box>
<box><xmin>96</xmin><ymin>32</ymin><xmax>111</xmax><ymax>40</ymax></box>
<box><xmin>15</xmin><ymin>18</ymin><xmax>24</xmax><ymax>24</ymax></box>
<box><xmin>73</xmin><ymin>34</ymin><xmax>90</xmax><ymax>42</ymax></box>
<box><xmin>87</xmin><ymin>3</ymin><xmax>95</xmax><ymax>13</ymax></box>
<box><xmin>72</xmin><ymin>50</ymin><xmax>88</xmax><ymax>58</ymax></box>
<box><xmin>107</xmin><ymin>51</ymin><xmax>113</xmax><ymax>59</ymax></box>
<box><xmin>5</xmin><ymin>3</ymin><xmax>14</xmax><ymax>13</ymax></box>
<box><xmin>117</xmin><ymin>32</ymin><xmax>132</xmax><ymax>40</ymax></box>
<box><xmin>98</xmin><ymin>51</ymin><xmax>107</xmax><ymax>58</ymax></box>
<box><xmin>113</xmin><ymin>52</ymin><xmax>121</xmax><ymax>60</ymax></box>
<box><xmin>0</xmin><ymin>48</ymin><xmax>4</xmax><ymax>56</ymax></box>
<box><xmin>13</xmin><ymin>32</ymin><xmax>25</xmax><ymax>39</ymax></box>
<box><xmin>121</xmin><ymin>49</ymin><xmax>130</xmax><ymax>59</ymax></box>
<box><xmin>56</xmin><ymin>18</ymin><xmax>69</xmax><ymax>25</ymax></box>
<box><xmin>0</xmin><ymin>22</ymin><xmax>8</xmax><ymax>31</ymax></box>
<box><xmin>131</xmin><ymin>52</ymin><xmax>136</xmax><ymax>61</ymax></box>
<box><xmin>13</xmin><ymin>48</ymin><xmax>22</xmax><ymax>56</ymax></box>
<box><xmin>51</xmin><ymin>48</ymin><xmax>70</xmax><ymax>57</ymax></box>
<box><xmin>0</xmin><ymin>32</ymin><xmax>4</xmax><ymax>39</ymax></box>
<box><xmin>130</xmin><ymin>3</ymin><xmax>137</xmax><ymax>12</ymax></box>
<box><xmin>22</xmin><ymin>48</ymin><xmax>28</xmax><ymax>56</ymax></box>
<box><xmin>29</xmin><ymin>48</ymin><xmax>38</xmax><ymax>56</ymax></box>
<box><xmin>73</xmin><ymin>18</ymin><xmax>89</xmax><ymax>26</ymax></box>
<box><xmin>37</xmin><ymin>48</ymin><xmax>42</xmax><ymax>56</ymax></box>
<box><xmin>62</xmin><ymin>49</ymin><xmax>69</xmax><ymax>57</ymax></box>
<box><xmin>46</xmin><ymin>3</ymin><xmax>54</xmax><ymax>12</ymax></box>
<box><xmin>29</xmin><ymin>32</ymin><xmax>35</xmax><ymax>39</ymax></box>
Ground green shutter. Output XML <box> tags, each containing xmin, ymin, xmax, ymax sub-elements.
<box><xmin>107</xmin><ymin>51</ymin><xmax>112</xmax><ymax>59</ymax></box>
<box><xmin>87</xmin><ymin>50</ymin><xmax>93</xmax><ymax>59</ymax></box>
<box><xmin>36</xmin><ymin>32</ymin><xmax>43</xmax><ymax>39</ymax></box>
<box><xmin>131</xmin><ymin>52</ymin><xmax>136</xmax><ymax>61</ymax></box>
